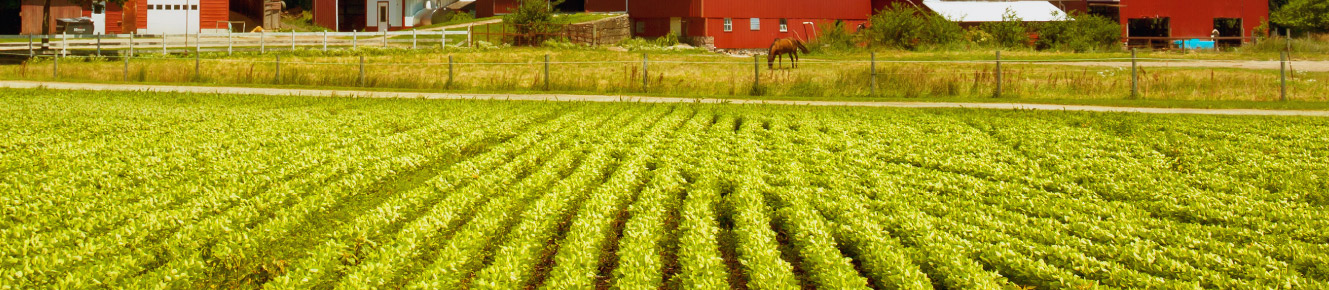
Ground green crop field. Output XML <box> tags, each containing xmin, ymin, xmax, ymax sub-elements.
<box><xmin>2</xmin><ymin>88</ymin><xmax>1327</xmax><ymax>289</ymax></box>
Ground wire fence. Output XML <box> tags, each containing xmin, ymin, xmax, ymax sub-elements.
<box><xmin>0</xmin><ymin>47</ymin><xmax>1310</xmax><ymax>102</ymax></box>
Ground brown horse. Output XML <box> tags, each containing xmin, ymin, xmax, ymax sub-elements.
<box><xmin>768</xmin><ymin>38</ymin><xmax>810</xmax><ymax>69</ymax></box>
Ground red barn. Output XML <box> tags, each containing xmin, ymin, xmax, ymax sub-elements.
<box><xmin>1119</xmin><ymin>0</ymin><xmax>1267</xmax><ymax>42</ymax></box>
<box><xmin>631</xmin><ymin>0</ymin><xmax>873</xmax><ymax>49</ymax></box>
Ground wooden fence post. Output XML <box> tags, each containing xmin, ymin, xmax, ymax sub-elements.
<box><xmin>194</xmin><ymin>50</ymin><xmax>200</xmax><ymax>81</ymax></box>
<box><xmin>412</xmin><ymin>29</ymin><xmax>417</xmax><ymax>49</ymax></box>
<box><xmin>870</xmin><ymin>51</ymin><xmax>876</xmax><ymax>96</ymax></box>
<box><xmin>642</xmin><ymin>53</ymin><xmax>648</xmax><ymax>91</ymax></box>
<box><xmin>260</xmin><ymin>30</ymin><xmax>266</xmax><ymax>54</ymax></box>
<box><xmin>994</xmin><ymin>50</ymin><xmax>1002</xmax><ymax>98</ymax></box>
<box><xmin>323</xmin><ymin>30</ymin><xmax>328</xmax><ymax>51</ymax></box>
<box><xmin>353</xmin><ymin>30</ymin><xmax>358</xmax><ymax>49</ymax></box>
<box><xmin>28</xmin><ymin>34</ymin><xmax>33</xmax><ymax>57</ymax></box>
<box><xmin>291</xmin><ymin>30</ymin><xmax>296</xmax><ymax>51</ymax></box>
<box><xmin>228</xmin><ymin>30</ymin><xmax>233</xmax><ymax>55</ymax></box>
<box><xmin>440</xmin><ymin>30</ymin><xmax>446</xmax><ymax>49</ymax></box>
<box><xmin>275</xmin><ymin>55</ymin><xmax>281</xmax><ymax>84</ymax></box>
<box><xmin>162</xmin><ymin>34</ymin><xmax>167</xmax><ymax>54</ymax></box>
<box><xmin>359</xmin><ymin>55</ymin><xmax>366</xmax><ymax>86</ymax></box>
<box><xmin>1131</xmin><ymin>48</ymin><xmax>1139</xmax><ymax>99</ymax></box>
<box><xmin>544</xmin><ymin>54</ymin><xmax>550</xmax><ymax>91</ymax></box>
<box><xmin>467</xmin><ymin>26</ymin><xmax>473</xmax><ymax>47</ymax></box>
<box><xmin>96</xmin><ymin>34</ymin><xmax>102</xmax><ymax>56</ymax></box>
<box><xmin>129</xmin><ymin>34</ymin><xmax>135</xmax><ymax>57</ymax></box>
<box><xmin>447</xmin><ymin>55</ymin><xmax>453</xmax><ymax>87</ymax></box>
<box><xmin>753</xmin><ymin>55</ymin><xmax>760</xmax><ymax>94</ymax></box>
<box><xmin>1281</xmin><ymin>51</ymin><xmax>1288</xmax><ymax>102</ymax></box>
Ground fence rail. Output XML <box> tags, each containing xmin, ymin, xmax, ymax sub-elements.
<box><xmin>0</xmin><ymin>30</ymin><xmax>472</xmax><ymax>56</ymax></box>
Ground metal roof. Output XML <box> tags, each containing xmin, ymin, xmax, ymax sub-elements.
<box><xmin>923</xmin><ymin>1</ymin><xmax>1068</xmax><ymax>22</ymax></box>
<box><xmin>445</xmin><ymin>0</ymin><xmax>475</xmax><ymax>10</ymax></box>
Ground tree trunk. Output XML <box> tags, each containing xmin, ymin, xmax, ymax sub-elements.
<box><xmin>41</xmin><ymin>0</ymin><xmax>51</xmax><ymax>50</ymax></box>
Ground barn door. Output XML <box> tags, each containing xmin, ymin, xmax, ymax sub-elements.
<box><xmin>145</xmin><ymin>0</ymin><xmax>199</xmax><ymax>34</ymax></box>
<box><xmin>91</xmin><ymin>1</ymin><xmax>106</xmax><ymax>34</ymax></box>
<box><xmin>377</xmin><ymin>2</ymin><xmax>389</xmax><ymax>32</ymax></box>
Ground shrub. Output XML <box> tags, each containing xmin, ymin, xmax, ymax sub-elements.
<box><xmin>809</xmin><ymin>21</ymin><xmax>856</xmax><ymax>52</ymax></box>
<box><xmin>503</xmin><ymin>0</ymin><xmax>565</xmax><ymax>46</ymax></box>
<box><xmin>864</xmin><ymin>3</ymin><xmax>964</xmax><ymax>50</ymax></box>
<box><xmin>1036</xmin><ymin>11</ymin><xmax>1121</xmax><ymax>52</ymax></box>
<box><xmin>978</xmin><ymin>9</ymin><xmax>1029</xmax><ymax>49</ymax></box>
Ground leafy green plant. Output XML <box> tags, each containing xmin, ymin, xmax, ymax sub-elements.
<box><xmin>1035</xmin><ymin>11</ymin><xmax>1121</xmax><ymax>52</ymax></box>
<box><xmin>978</xmin><ymin>9</ymin><xmax>1029</xmax><ymax>49</ymax></box>
<box><xmin>864</xmin><ymin>3</ymin><xmax>964</xmax><ymax>50</ymax></box>
<box><xmin>503</xmin><ymin>0</ymin><xmax>566</xmax><ymax>46</ymax></box>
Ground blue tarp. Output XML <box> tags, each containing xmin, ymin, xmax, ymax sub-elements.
<box><xmin>1174</xmin><ymin>39</ymin><xmax>1216</xmax><ymax>50</ymax></box>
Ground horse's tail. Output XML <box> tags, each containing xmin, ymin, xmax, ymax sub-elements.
<box><xmin>793</xmin><ymin>39</ymin><xmax>810</xmax><ymax>54</ymax></box>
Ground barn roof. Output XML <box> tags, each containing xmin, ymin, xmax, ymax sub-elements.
<box><xmin>923</xmin><ymin>1</ymin><xmax>1068</xmax><ymax>22</ymax></box>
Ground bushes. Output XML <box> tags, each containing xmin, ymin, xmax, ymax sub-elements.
<box><xmin>1036</xmin><ymin>11</ymin><xmax>1121</xmax><ymax>52</ymax></box>
<box><xmin>864</xmin><ymin>3</ymin><xmax>964</xmax><ymax>50</ymax></box>
<box><xmin>809</xmin><ymin>21</ymin><xmax>856</xmax><ymax>52</ymax></box>
<box><xmin>978</xmin><ymin>9</ymin><xmax>1030</xmax><ymax>49</ymax></box>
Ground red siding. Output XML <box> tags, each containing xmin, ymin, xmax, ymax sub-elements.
<box><xmin>313</xmin><ymin>0</ymin><xmax>337</xmax><ymax>30</ymax></box>
<box><xmin>200</xmin><ymin>0</ymin><xmax>229</xmax><ymax>29</ymax></box>
<box><xmin>1119</xmin><ymin>0</ymin><xmax>1267</xmax><ymax>39</ymax></box>
<box><xmin>477</xmin><ymin>0</ymin><xmax>519</xmax><ymax>17</ymax></box>
<box><xmin>20</xmin><ymin>0</ymin><xmax>82</xmax><ymax>35</ymax></box>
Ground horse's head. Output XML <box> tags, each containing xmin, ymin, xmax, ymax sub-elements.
<box><xmin>767</xmin><ymin>53</ymin><xmax>776</xmax><ymax>69</ymax></box>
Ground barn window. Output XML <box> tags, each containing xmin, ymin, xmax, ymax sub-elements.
<box><xmin>779</xmin><ymin>19</ymin><xmax>788</xmax><ymax>32</ymax></box>
<box><xmin>750</xmin><ymin>18</ymin><xmax>760</xmax><ymax>31</ymax></box>
<box><xmin>191</xmin><ymin>5</ymin><xmax>197</xmax><ymax>10</ymax></box>
<box><xmin>724</xmin><ymin>18</ymin><xmax>732</xmax><ymax>32</ymax></box>
<box><xmin>635</xmin><ymin>21</ymin><xmax>644</xmax><ymax>34</ymax></box>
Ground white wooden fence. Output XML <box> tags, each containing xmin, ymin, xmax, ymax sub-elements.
<box><xmin>0</xmin><ymin>30</ymin><xmax>472</xmax><ymax>56</ymax></box>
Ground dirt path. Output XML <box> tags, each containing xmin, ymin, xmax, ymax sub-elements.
<box><xmin>3</xmin><ymin>80</ymin><xmax>1325</xmax><ymax>117</ymax></box>
<box><xmin>1033</xmin><ymin>60</ymin><xmax>1329</xmax><ymax>72</ymax></box>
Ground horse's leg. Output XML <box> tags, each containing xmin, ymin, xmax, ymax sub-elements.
<box><xmin>791</xmin><ymin>52</ymin><xmax>798</xmax><ymax>69</ymax></box>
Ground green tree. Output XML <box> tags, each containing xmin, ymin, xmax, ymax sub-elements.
<box><xmin>1271</xmin><ymin>0</ymin><xmax>1329</xmax><ymax>33</ymax></box>
<box><xmin>1036</xmin><ymin>11</ymin><xmax>1121</xmax><ymax>52</ymax></box>
<box><xmin>503</xmin><ymin>0</ymin><xmax>564</xmax><ymax>46</ymax></box>
<box><xmin>978</xmin><ymin>8</ymin><xmax>1029</xmax><ymax>48</ymax></box>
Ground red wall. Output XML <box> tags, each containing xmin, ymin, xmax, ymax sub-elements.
<box><xmin>313</xmin><ymin>0</ymin><xmax>336</xmax><ymax>30</ymax></box>
<box><xmin>1119</xmin><ymin>0</ymin><xmax>1267</xmax><ymax>39</ymax></box>
<box><xmin>20</xmin><ymin>0</ymin><xmax>82</xmax><ymax>35</ymax></box>
<box><xmin>476</xmin><ymin>0</ymin><xmax>519</xmax><ymax>17</ymax></box>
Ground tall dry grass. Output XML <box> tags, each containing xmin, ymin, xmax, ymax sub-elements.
<box><xmin>4</xmin><ymin>48</ymin><xmax>1326</xmax><ymax>102</ymax></box>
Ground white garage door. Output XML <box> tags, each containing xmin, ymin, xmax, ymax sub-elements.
<box><xmin>144</xmin><ymin>0</ymin><xmax>200</xmax><ymax>35</ymax></box>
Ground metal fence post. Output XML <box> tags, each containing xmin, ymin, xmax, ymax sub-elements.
<box><xmin>544</xmin><ymin>54</ymin><xmax>550</xmax><ymax>91</ymax></box>
<box><xmin>129</xmin><ymin>34</ymin><xmax>135</xmax><ymax>57</ymax></box>
<box><xmin>123</xmin><ymin>55</ymin><xmax>129</xmax><ymax>82</ymax></box>
<box><xmin>1131</xmin><ymin>48</ymin><xmax>1139</xmax><ymax>98</ymax></box>
<box><xmin>642</xmin><ymin>53</ymin><xmax>648</xmax><ymax>91</ymax></box>
<box><xmin>1281</xmin><ymin>51</ymin><xmax>1288</xmax><ymax>102</ymax></box>
<box><xmin>260</xmin><ymin>30</ymin><xmax>266</xmax><ymax>54</ymax></box>
<box><xmin>323</xmin><ymin>30</ymin><xmax>328</xmax><ymax>51</ymax></box>
<box><xmin>870</xmin><ymin>51</ymin><xmax>876</xmax><ymax>96</ymax></box>
<box><xmin>96</xmin><ymin>34</ymin><xmax>102</xmax><ymax>56</ymax></box>
<box><xmin>994</xmin><ymin>50</ymin><xmax>1002</xmax><ymax>98</ymax></box>
<box><xmin>359</xmin><ymin>55</ymin><xmax>366</xmax><ymax>86</ymax></box>
<box><xmin>412</xmin><ymin>29</ymin><xmax>417</xmax><ymax>49</ymax></box>
<box><xmin>448</xmin><ymin>55</ymin><xmax>454</xmax><ymax>87</ymax></box>
<box><xmin>275</xmin><ymin>55</ymin><xmax>281</xmax><ymax>84</ymax></box>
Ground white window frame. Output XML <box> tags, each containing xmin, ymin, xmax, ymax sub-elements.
<box><xmin>750</xmin><ymin>18</ymin><xmax>760</xmax><ymax>31</ymax></box>
<box><xmin>724</xmin><ymin>18</ymin><xmax>732</xmax><ymax>32</ymax></box>
<box><xmin>779</xmin><ymin>19</ymin><xmax>788</xmax><ymax>32</ymax></box>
